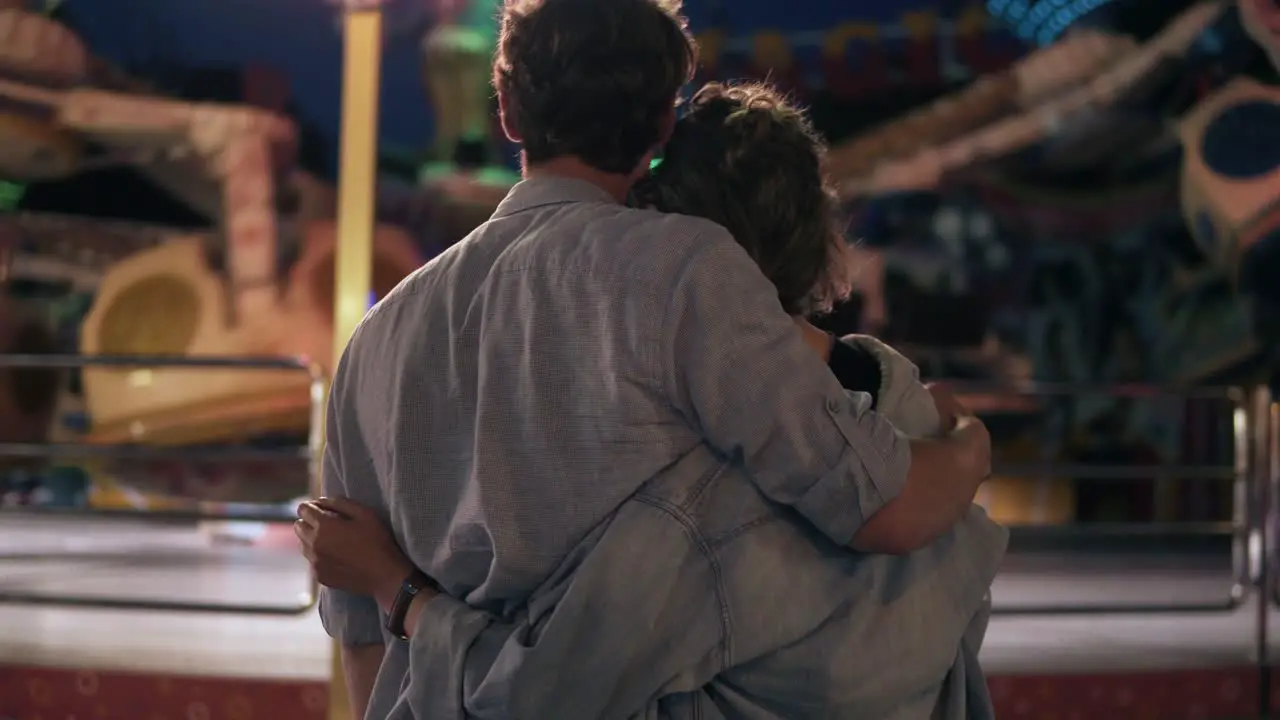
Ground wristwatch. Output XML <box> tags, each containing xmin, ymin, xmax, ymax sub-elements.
<box><xmin>385</xmin><ymin>569</ymin><xmax>434</xmax><ymax>641</ymax></box>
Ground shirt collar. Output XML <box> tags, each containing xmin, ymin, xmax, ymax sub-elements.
<box><xmin>492</xmin><ymin>176</ymin><xmax>619</xmax><ymax>219</ymax></box>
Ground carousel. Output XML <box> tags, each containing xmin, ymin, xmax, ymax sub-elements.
<box><xmin>2</xmin><ymin>1</ymin><xmax>1280</xmax><ymax>719</ymax></box>
<box><xmin>0</xmin><ymin>0</ymin><xmax>517</xmax><ymax>507</ymax></box>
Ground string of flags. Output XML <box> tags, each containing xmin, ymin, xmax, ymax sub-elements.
<box><xmin>693</xmin><ymin>5</ymin><xmax>1029</xmax><ymax>98</ymax></box>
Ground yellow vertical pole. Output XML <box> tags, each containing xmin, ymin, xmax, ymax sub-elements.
<box><xmin>327</xmin><ymin>4</ymin><xmax>383</xmax><ymax>720</ymax></box>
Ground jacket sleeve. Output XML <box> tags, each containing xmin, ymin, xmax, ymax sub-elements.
<box><xmin>839</xmin><ymin>334</ymin><xmax>942</xmax><ymax>438</ymax></box>
<box><xmin>403</xmin><ymin>498</ymin><xmax>727</xmax><ymax>720</ymax></box>
<box><xmin>662</xmin><ymin>231</ymin><xmax>912</xmax><ymax>546</ymax></box>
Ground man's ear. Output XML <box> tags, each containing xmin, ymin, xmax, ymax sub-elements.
<box><xmin>497</xmin><ymin>90</ymin><xmax>520</xmax><ymax>143</ymax></box>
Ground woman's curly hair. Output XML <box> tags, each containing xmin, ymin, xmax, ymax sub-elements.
<box><xmin>632</xmin><ymin>82</ymin><xmax>851</xmax><ymax>316</ymax></box>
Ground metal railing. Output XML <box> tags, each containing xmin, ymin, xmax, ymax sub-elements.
<box><xmin>0</xmin><ymin>369</ymin><xmax>1273</xmax><ymax>623</ymax></box>
<box><xmin>943</xmin><ymin>381</ymin><xmax>1261</xmax><ymax>616</ymax></box>
<box><xmin>0</xmin><ymin>352</ymin><xmax>326</xmax><ymax>615</ymax></box>
<box><xmin>0</xmin><ymin>363</ymin><xmax>1275</xmax><ymax>713</ymax></box>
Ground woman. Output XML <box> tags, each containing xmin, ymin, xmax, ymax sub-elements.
<box><xmin>631</xmin><ymin>83</ymin><xmax>928</xmax><ymax>419</ymax></box>
<box><xmin>299</xmin><ymin>83</ymin><xmax>1005</xmax><ymax>719</ymax></box>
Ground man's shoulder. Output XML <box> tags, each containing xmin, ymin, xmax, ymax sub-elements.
<box><xmin>336</xmin><ymin>264</ymin><xmax>438</xmax><ymax>373</ymax></box>
<box><xmin>619</xmin><ymin>208</ymin><xmax>735</xmax><ymax>248</ymax></box>
<box><xmin>601</xmin><ymin>208</ymin><xmax>745</xmax><ymax>281</ymax></box>
<box><xmin>485</xmin><ymin>201</ymin><xmax>741</xmax><ymax>286</ymax></box>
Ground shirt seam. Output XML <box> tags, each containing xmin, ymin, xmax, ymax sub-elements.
<box><xmin>632</xmin><ymin>493</ymin><xmax>734</xmax><ymax>672</ymax></box>
<box><xmin>489</xmin><ymin>198</ymin><xmax>588</xmax><ymax>220</ymax></box>
<box><xmin>657</xmin><ymin>233</ymin><xmax>720</xmax><ymax>402</ymax></box>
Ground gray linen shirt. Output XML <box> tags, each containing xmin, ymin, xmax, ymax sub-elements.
<box><xmin>319</xmin><ymin>177</ymin><xmax>1002</xmax><ymax>719</ymax></box>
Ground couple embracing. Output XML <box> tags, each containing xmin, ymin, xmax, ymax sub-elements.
<box><xmin>296</xmin><ymin>0</ymin><xmax>1006</xmax><ymax>717</ymax></box>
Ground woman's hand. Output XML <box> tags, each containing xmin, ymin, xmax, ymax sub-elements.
<box><xmin>926</xmin><ymin>382</ymin><xmax>970</xmax><ymax>433</ymax></box>
<box><xmin>296</xmin><ymin>497</ymin><xmax>415</xmax><ymax>606</ymax></box>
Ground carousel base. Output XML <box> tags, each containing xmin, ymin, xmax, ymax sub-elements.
<box><xmin>0</xmin><ymin>517</ymin><xmax>1276</xmax><ymax>719</ymax></box>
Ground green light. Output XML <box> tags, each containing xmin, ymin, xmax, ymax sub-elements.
<box><xmin>0</xmin><ymin>181</ymin><xmax>26</xmax><ymax>211</ymax></box>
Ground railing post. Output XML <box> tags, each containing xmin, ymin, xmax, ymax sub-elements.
<box><xmin>326</xmin><ymin>0</ymin><xmax>383</xmax><ymax>716</ymax></box>
<box><xmin>1257</xmin><ymin>385</ymin><xmax>1275</xmax><ymax>718</ymax></box>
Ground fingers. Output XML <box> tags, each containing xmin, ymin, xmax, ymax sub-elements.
<box><xmin>926</xmin><ymin>382</ymin><xmax>961</xmax><ymax>406</ymax></box>
<box><xmin>955</xmin><ymin>416</ymin><xmax>993</xmax><ymax>470</ymax></box>
<box><xmin>294</xmin><ymin>519</ymin><xmax>317</xmax><ymax>560</ymax></box>
<box><xmin>297</xmin><ymin>500</ymin><xmax>346</xmax><ymax>525</ymax></box>
<box><xmin>295</xmin><ymin>497</ymin><xmax>374</xmax><ymax>587</ymax></box>
<box><xmin>295</xmin><ymin>504</ymin><xmax>329</xmax><ymax>557</ymax></box>
<box><xmin>927</xmin><ymin>383</ymin><xmax>971</xmax><ymax>422</ymax></box>
<box><xmin>297</xmin><ymin>501</ymin><xmax>323</xmax><ymax>525</ymax></box>
<box><xmin>954</xmin><ymin>414</ymin><xmax>985</xmax><ymax>434</ymax></box>
<box><xmin>294</xmin><ymin>514</ymin><xmax>317</xmax><ymax>539</ymax></box>
<box><xmin>314</xmin><ymin>496</ymin><xmax>373</xmax><ymax>520</ymax></box>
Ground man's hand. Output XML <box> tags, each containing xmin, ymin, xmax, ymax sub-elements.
<box><xmin>926</xmin><ymin>382</ymin><xmax>968</xmax><ymax>433</ymax></box>
<box><xmin>296</xmin><ymin>497</ymin><xmax>415</xmax><ymax>606</ymax></box>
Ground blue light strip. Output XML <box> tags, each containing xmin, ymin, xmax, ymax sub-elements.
<box><xmin>987</xmin><ymin>0</ymin><xmax>1115</xmax><ymax>46</ymax></box>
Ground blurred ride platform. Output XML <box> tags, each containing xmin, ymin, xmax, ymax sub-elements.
<box><xmin>0</xmin><ymin>516</ymin><xmax>1275</xmax><ymax>719</ymax></box>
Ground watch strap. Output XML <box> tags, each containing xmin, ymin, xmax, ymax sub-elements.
<box><xmin>385</xmin><ymin>569</ymin><xmax>432</xmax><ymax>641</ymax></box>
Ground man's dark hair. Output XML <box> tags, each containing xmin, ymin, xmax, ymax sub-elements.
<box><xmin>494</xmin><ymin>0</ymin><xmax>696</xmax><ymax>175</ymax></box>
<box><xmin>633</xmin><ymin>83</ymin><xmax>851</xmax><ymax>316</ymax></box>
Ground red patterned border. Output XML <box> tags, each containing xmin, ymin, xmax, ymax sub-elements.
<box><xmin>990</xmin><ymin>668</ymin><xmax>1260</xmax><ymax>719</ymax></box>
<box><xmin>0</xmin><ymin>665</ymin><xmax>327</xmax><ymax>720</ymax></box>
<box><xmin>1</xmin><ymin>664</ymin><xmax>1276</xmax><ymax>719</ymax></box>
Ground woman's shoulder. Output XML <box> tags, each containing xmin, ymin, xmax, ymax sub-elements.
<box><xmin>837</xmin><ymin>335</ymin><xmax>910</xmax><ymax>370</ymax></box>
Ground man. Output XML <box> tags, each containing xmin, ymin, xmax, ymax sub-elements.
<box><xmin>315</xmin><ymin>1</ymin><xmax>993</xmax><ymax>717</ymax></box>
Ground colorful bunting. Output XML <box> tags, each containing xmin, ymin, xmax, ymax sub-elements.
<box><xmin>693</xmin><ymin>5</ymin><xmax>1026</xmax><ymax>101</ymax></box>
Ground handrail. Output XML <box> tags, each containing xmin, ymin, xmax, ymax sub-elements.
<box><xmin>0</xmin><ymin>352</ymin><xmax>326</xmax><ymax>615</ymax></box>
<box><xmin>0</xmin><ymin>591</ymin><xmax>316</xmax><ymax>616</ymax></box>
<box><xmin>1264</xmin><ymin>394</ymin><xmax>1279</xmax><ymax>715</ymax></box>
<box><xmin>989</xmin><ymin>464</ymin><xmax>1235</xmax><ymax>480</ymax></box>
<box><xmin>1005</xmin><ymin>521</ymin><xmax>1238</xmax><ymax>538</ymax></box>
<box><xmin>0</xmin><ymin>367</ymin><xmax>1267</xmax><ymax>623</ymax></box>
<box><xmin>0</xmin><ymin>505</ymin><xmax>297</xmax><ymax>523</ymax></box>
<box><xmin>1254</xmin><ymin>388</ymin><xmax>1275</xmax><ymax>715</ymax></box>
<box><xmin>0</xmin><ymin>353</ymin><xmax>317</xmax><ymax>370</ymax></box>
<box><xmin>950</xmin><ymin>381</ymin><xmax>1255</xmax><ymax>616</ymax></box>
<box><xmin>944</xmin><ymin>379</ymin><xmax>1245</xmax><ymax>400</ymax></box>
<box><xmin>0</xmin><ymin>443</ymin><xmax>310</xmax><ymax>462</ymax></box>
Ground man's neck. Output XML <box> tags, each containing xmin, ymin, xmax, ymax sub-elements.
<box><xmin>795</xmin><ymin>317</ymin><xmax>834</xmax><ymax>362</ymax></box>
<box><xmin>523</xmin><ymin>157</ymin><xmax>634</xmax><ymax>203</ymax></box>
